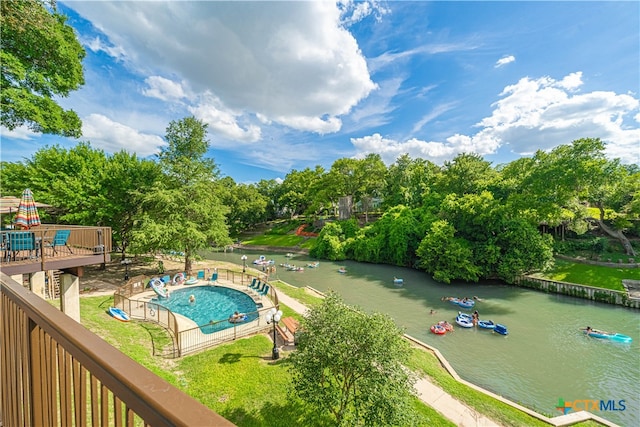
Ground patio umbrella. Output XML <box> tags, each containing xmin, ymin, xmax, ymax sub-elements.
<box><xmin>14</xmin><ymin>188</ymin><xmax>41</xmax><ymax>229</ymax></box>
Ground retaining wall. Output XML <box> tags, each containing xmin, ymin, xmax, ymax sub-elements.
<box><xmin>515</xmin><ymin>276</ymin><xmax>640</xmax><ymax>309</ymax></box>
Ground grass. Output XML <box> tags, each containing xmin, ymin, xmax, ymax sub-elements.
<box><xmin>78</xmin><ymin>295</ymin><xmax>452</xmax><ymax>426</ymax></box>
<box><xmin>406</xmin><ymin>349</ymin><xmax>550</xmax><ymax>427</ymax></box>
<box><xmin>242</xmin><ymin>234</ymin><xmax>306</xmax><ymax>247</ymax></box>
<box><xmin>534</xmin><ymin>259</ymin><xmax>640</xmax><ymax>291</ymax></box>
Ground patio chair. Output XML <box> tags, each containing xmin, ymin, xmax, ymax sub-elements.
<box><xmin>258</xmin><ymin>285</ymin><xmax>270</xmax><ymax>299</ymax></box>
<box><xmin>254</xmin><ymin>282</ymin><xmax>267</xmax><ymax>295</ymax></box>
<box><xmin>250</xmin><ymin>280</ymin><xmax>262</xmax><ymax>291</ymax></box>
<box><xmin>197</xmin><ymin>270</ymin><xmax>205</xmax><ymax>280</ymax></box>
<box><xmin>9</xmin><ymin>231</ymin><xmax>36</xmax><ymax>260</ymax></box>
<box><xmin>45</xmin><ymin>229</ymin><xmax>72</xmax><ymax>255</ymax></box>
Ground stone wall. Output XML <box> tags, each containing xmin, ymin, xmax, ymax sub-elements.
<box><xmin>515</xmin><ymin>276</ymin><xmax>640</xmax><ymax>309</ymax></box>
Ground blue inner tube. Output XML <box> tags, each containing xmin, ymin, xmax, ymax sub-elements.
<box><xmin>478</xmin><ymin>320</ymin><xmax>495</xmax><ymax>329</ymax></box>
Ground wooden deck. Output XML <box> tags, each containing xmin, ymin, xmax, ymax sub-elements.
<box><xmin>0</xmin><ymin>225</ymin><xmax>111</xmax><ymax>276</ymax></box>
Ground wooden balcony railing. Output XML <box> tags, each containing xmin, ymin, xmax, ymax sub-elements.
<box><xmin>0</xmin><ymin>272</ymin><xmax>235</xmax><ymax>427</ymax></box>
<box><xmin>0</xmin><ymin>225</ymin><xmax>112</xmax><ymax>276</ymax></box>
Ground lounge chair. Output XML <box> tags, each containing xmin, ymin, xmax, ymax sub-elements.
<box><xmin>253</xmin><ymin>282</ymin><xmax>266</xmax><ymax>294</ymax></box>
<box><xmin>251</xmin><ymin>280</ymin><xmax>262</xmax><ymax>291</ymax></box>
<box><xmin>44</xmin><ymin>229</ymin><xmax>72</xmax><ymax>255</ymax></box>
<box><xmin>258</xmin><ymin>285</ymin><xmax>270</xmax><ymax>299</ymax></box>
<box><xmin>248</xmin><ymin>277</ymin><xmax>257</xmax><ymax>289</ymax></box>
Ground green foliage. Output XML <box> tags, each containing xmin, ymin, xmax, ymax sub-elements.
<box><xmin>219</xmin><ymin>177</ymin><xmax>269</xmax><ymax>235</ymax></box>
<box><xmin>134</xmin><ymin>117</ymin><xmax>231</xmax><ymax>273</ymax></box>
<box><xmin>347</xmin><ymin>206</ymin><xmax>421</xmax><ymax>266</ymax></box>
<box><xmin>1</xmin><ymin>0</ymin><xmax>85</xmax><ymax>136</ymax></box>
<box><xmin>0</xmin><ymin>143</ymin><xmax>161</xmax><ymax>254</ymax></box>
<box><xmin>289</xmin><ymin>293</ymin><xmax>419</xmax><ymax>426</ymax></box>
<box><xmin>416</xmin><ymin>220</ymin><xmax>481</xmax><ymax>284</ymax></box>
<box><xmin>310</xmin><ymin>222</ymin><xmax>346</xmax><ymax>260</ymax></box>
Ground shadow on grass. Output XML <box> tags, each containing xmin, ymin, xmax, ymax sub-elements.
<box><xmin>222</xmin><ymin>399</ymin><xmax>333</xmax><ymax>427</ymax></box>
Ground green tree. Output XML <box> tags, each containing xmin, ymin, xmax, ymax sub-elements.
<box><xmin>0</xmin><ymin>143</ymin><xmax>160</xmax><ymax>255</ymax></box>
<box><xmin>383</xmin><ymin>154</ymin><xmax>438</xmax><ymax>209</ymax></box>
<box><xmin>289</xmin><ymin>293</ymin><xmax>418</xmax><ymax>427</ymax></box>
<box><xmin>135</xmin><ymin>117</ymin><xmax>231</xmax><ymax>273</ymax></box>
<box><xmin>278</xmin><ymin>166</ymin><xmax>324</xmax><ymax>218</ymax></box>
<box><xmin>255</xmin><ymin>178</ymin><xmax>282</xmax><ymax>221</ymax></box>
<box><xmin>219</xmin><ymin>177</ymin><xmax>268</xmax><ymax>236</ymax></box>
<box><xmin>310</xmin><ymin>222</ymin><xmax>346</xmax><ymax>260</ymax></box>
<box><xmin>416</xmin><ymin>219</ymin><xmax>480</xmax><ymax>284</ymax></box>
<box><xmin>434</xmin><ymin>152</ymin><xmax>499</xmax><ymax>196</ymax></box>
<box><xmin>1</xmin><ymin>0</ymin><xmax>85</xmax><ymax>136</ymax></box>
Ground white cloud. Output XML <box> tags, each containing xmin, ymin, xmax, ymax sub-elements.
<box><xmin>495</xmin><ymin>55</ymin><xmax>515</xmax><ymax>68</ymax></box>
<box><xmin>351</xmin><ymin>132</ymin><xmax>500</xmax><ymax>165</ymax></box>
<box><xmin>412</xmin><ymin>102</ymin><xmax>458</xmax><ymax>134</ymax></box>
<box><xmin>69</xmin><ymin>1</ymin><xmax>376</xmax><ymax>136</ymax></box>
<box><xmin>82</xmin><ymin>114</ymin><xmax>166</xmax><ymax>156</ymax></box>
<box><xmin>352</xmin><ymin>72</ymin><xmax>640</xmax><ymax>166</ymax></box>
<box><xmin>82</xmin><ymin>36</ymin><xmax>127</xmax><ymax>61</ymax></box>
<box><xmin>142</xmin><ymin>76</ymin><xmax>188</xmax><ymax>102</ymax></box>
<box><xmin>188</xmin><ymin>94</ymin><xmax>261</xmax><ymax>143</ymax></box>
<box><xmin>0</xmin><ymin>125</ymin><xmax>38</xmax><ymax>140</ymax></box>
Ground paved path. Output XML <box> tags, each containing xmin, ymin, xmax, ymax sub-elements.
<box><xmin>275</xmin><ymin>290</ymin><xmax>500</xmax><ymax>427</ymax></box>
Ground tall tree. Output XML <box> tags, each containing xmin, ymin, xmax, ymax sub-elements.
<box><xmin>383</xmin><ymin>154</ymin><xmax>438</xmax><ymax>209</ymax></box>
<box><xmin>1</xmin><ymin>0</ymin><xmax>85</xmax><ymax>136</ymax></box>
<box><xmin>218</xmin><ymin>177</ymin><xmax>268</xmax><ymax>236</ymax></box>
<box><xmin>289</xmin><ymin>293</ymin><xmax>419</xmax><ymax>427</ymax></box>
<box><xmin>435</xmin><ymin>152</ymin><xmax>499</xmax><ymax>196</ymax></box>
<box><xmin>278</xmin><ymin>166</ymin><xmax>324</xmax><ymax>218</ymax></box>
<box><xmin>135</xmin><ymin>117</ymin><xmax>231</xmax><ymax>273</ymax></box>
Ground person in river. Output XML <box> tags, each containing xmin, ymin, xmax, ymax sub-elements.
<box><xmin>472</xmin><ymin>310</ymin><xmax>479</xmax><ymax>326</ymax></box>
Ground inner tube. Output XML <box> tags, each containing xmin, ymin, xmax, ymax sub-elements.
<box><xmin>173</xmin><ymin>272</ymin><xmax>185</xmax><ymax>284</ymax></box>
<box><xmin>438</xmin><ymin>321</ymin><xmax>454</xmax><ymax>331</ymax></box>
<box><xmin>430</xmin><ymin>324</ymin><xmax>446</xmax><ymax>335</ymax></box>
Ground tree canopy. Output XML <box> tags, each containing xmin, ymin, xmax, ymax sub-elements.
<box><xmin>134</xmin><ymin>117</ymin><xmax>231</xmax><ymax>273</ymax></box>
<box><xmin>289</xmin><ymin>292</ymin><xmax>419</xmax><ymax>426</ymax></box>
<box><xmin>1</xmin><ymin>0</ymin><xmax>85</xmax><ymax>136</ymax></box>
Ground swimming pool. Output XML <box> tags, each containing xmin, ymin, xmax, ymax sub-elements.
<box><xmin>150</xmin><ymin>286</ymin><xmax>259</xmax><ymax>334</ymax></box>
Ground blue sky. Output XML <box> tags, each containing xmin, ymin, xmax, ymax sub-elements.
<box><xmin>1</xmin><ymin>1</ymin><xmax>638</xmax><ymax>183</ymax></box>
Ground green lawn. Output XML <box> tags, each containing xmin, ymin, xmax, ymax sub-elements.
<box><xmin>78</xmin><ymin>287</ymin><xmax>575</xmax><ymax>427</ymax></box>
<box><xmin>242</xmin><ymin>234</ymin><xmax>306</xmax><ymax>247</ymax></box>
<box><xmin>534</xmin><ymin>259</ymin><xmax>640</xmax><ymax>291</ymax></box>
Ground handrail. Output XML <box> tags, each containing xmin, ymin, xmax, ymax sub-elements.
<box><xmin>1</xmin><ymin>272</ymin><xmax>234</xmax><ymax>426</ymax></box>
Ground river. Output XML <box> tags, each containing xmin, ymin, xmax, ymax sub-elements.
<box><xmin>204</xmin><ymin>249</ymin><xmax>640</xmax><ymax>426</ymax></box>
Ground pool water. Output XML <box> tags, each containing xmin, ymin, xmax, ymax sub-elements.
<box><xmin>150</xmin><ymin>286</ymin><xmax>259</xmax><ymax>333</ymax></box>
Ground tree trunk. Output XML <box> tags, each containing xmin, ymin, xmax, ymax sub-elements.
<box><xmin>588</xmin><ymin>217</ymin><xmax>636</xmax><ymax>256</ymax></box>
<box><xmin>184</xmin><ymin>251</ymin><xmax>193</xmax><ymax>276</ymax></box>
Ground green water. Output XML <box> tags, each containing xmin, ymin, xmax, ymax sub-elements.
<box><xmin>205</xmin><ymin>250</ymin><xmax>640</xmax><ymax>426</ymax></box>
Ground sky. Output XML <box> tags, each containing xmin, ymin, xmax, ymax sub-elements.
<box><xmin>1</xmin><ymin>1</ymin><xmax>639</xmax><ymax>183</ymax></box>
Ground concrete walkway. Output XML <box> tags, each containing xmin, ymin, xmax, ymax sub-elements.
<box><xmin>275</xmin><ymin>291</ymin><xmax>500</xmax><ymax>427</ymax></box>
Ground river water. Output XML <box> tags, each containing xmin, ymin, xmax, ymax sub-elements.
<box><xmin>204</xmin><ymin>250</ymin><xmax>640</xmax><ymax>426</ymax></box>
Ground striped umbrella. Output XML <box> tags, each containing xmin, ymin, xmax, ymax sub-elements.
<box><xmin>14</xmin><ymin>188</ymin><xmax>41</xmax><ymax>229</ymax></box>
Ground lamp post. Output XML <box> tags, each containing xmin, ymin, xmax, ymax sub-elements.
<box><xmin>241</xmin><ymin>254</ymin><xmax>247</xmax><ymax>273</ymax></box>
<box><xmin>121</xmin><ymin>258</ymin><xmax>131</xmax><ymax>281</ymax></box>
<box><xmin>265</xmin><ymin>307</ymin><xmax>283</xmax><ymax>360</ymax></box>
